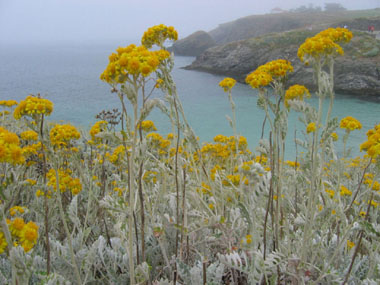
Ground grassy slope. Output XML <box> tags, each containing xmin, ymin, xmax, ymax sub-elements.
<box><xmin>209</xmin><ymin>8</ymin><xmax>380</xmax><ymax>44</ymax></box>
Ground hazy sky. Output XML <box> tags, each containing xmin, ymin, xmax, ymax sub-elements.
<box><xmin>1</xmin><ymin>0</ymin><xmax>379</xmax><ymax>45</ymax></box>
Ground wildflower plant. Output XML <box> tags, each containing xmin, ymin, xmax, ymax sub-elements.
<box><xmin>0</xmin><ymin>25</ymin><xmax>379</xmax><ymax>285</ymax></box>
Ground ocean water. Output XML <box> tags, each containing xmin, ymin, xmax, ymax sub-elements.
<box><xmin>0</xmin><ymin>44</ymin><xmax>379</xmax><ymax>158</ymax></box>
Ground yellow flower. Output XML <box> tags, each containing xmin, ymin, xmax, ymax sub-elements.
<box><xmin>347</xmin><ymin>240</ymin><xmax>355</xmax><ymax>250</ymax></box>
<box><xmin>285</xmin><ymin>160</ymin><xmax>300</xmax><ymax>168</ymax></box>
<box><xmin>306</xmin><ymin>122</ymin><xmax>316</xmax><ymax>134</ymax></box>
<box><xmin>0</xmin><ymin>231</ymin><xmax>7</xmax><ymax>254</ymax></box>
<box><xmin>245</xmin><ymin>70</ymin><xmax>272</xmax><ymax>89</ymax></box>
<box><xmin>325</xmin><ymin>189</ymin><xmax>335</xmax><ymax>198</ymax></box>
<box><xmin>89</xmin><ymin>121</ymin><xmax>108</xmax><ymax>144</ymax></box>
<box><xmin>331</xmin><ymin>132</ymin><xmax>339</xmax><ymax>141</ymax></box>
<box><xmin>340</xmin><ymin>185</ymin><xmax>352</xmax><ymax>196</ymax></box>
<box><xmin>0</xmin><ymin>127</ymin><xmax>25</xmax><ymax>164</ymax></box>
<box><xmin>141</xmin><ymin>24</ymin><xmax>178</xmax><ymax>48</ymax></box>
<box><xmin>360</xmin><ymin>123</ymin><xmax>380</xmax><ymax>158</ymax></box>
<box><xmin>100</xmin><ymin>43</ymin><xmax>170</xmax><ymax>84</ymax></box>
<box><xmin>0</xmin><ymin>100</ymin><xmax>18</xmax><ymax>107</ymax></box>
<box><xmin>139</xmin><ymin>120</ymin><xmax>157</xmax><ymax>132</ymax></box>
<box><xmin>368</xmin><ymin>200</ymin><xmax>379</xmax><ymax>208</ymax></box>
<box><xmin>19</xmin><ymin>221</ymin><xmax>38</xmax><ymax>252</ymax></box>
<box><xmin>284</xmin><ymin>84</ymin><xmax>310</xmax><ymax>107</ymax></box>
<box><xmin>13</xmin><ymin>95</ymin><xmax>53</xmax><ymax>120</ymax></box>
<box><xmin>50</xmin><ymin>124</ymin><xmax>80</xmax><ymax>149</ymax></box>
<box><xmin>155</xmin><ymin>78</ymin><xmax>164</xmax><ymax>89</ymax></box>
<box><xmin>297</xmin><ymin>28</ymin><xmax>351</xmax><ymax>63</ymax></box>
<box><xmin>9</xmin><ymin>217</ymin><xmax>25</xmax><ymax>238</ymax></box>
<box><xmin>47</xmin><ymin>168</ymin><xmax>82</xmax><ymax>195</ymax></box>
<box><xmin>9</xmin><ymin>206</ymin><xmax>25</xmax><ymax>217</ymax></box>
<box><xmin>340</xmin><ymin>116</ymin><xmax>362</xmax><ymax>131</ymax></box>
<box><xmin>26</xmin><ymin>179</ymin><xmax>37</xmax><ymax>186</ymax></box>
<box><xmin>257</xmin><ymin>59</ymin><xmax>293</xmax><ymax>78</ymax></box>
<box><xmin>20</xmin><ymin>130</ymin><xmax>38</xmax><ymax>141</ymax></box>
<box><xmin>219</xmin><ymin>77</ymin><xmax>236</xmax><ymax>92</ymax></box>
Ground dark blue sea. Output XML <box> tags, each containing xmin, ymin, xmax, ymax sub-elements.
<box><xmin>0</xmin><ymin>43</ymin><xmax>379</xmax><ymax>158</ymax></box>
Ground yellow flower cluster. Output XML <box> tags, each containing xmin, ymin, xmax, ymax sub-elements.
<box><xmin>7</xmin><ymin>217</ymin><xmax>39</xmax><ymax>252</ymax></box>
<box><xmin>0</xmin><ymin>231</ymin><xmax>7</xmax><ymax>254</ymax></box>
<box><xmin>0</xmin><ymin>127</ymin><xmax>25</xmax><ymax>164</ymax></box>
<box><xmin>340</xmin><ymin>116</ymin><xmax>362</xmax><ymax>131</ymax></box>
<box><xmin>222</xmin><ymin>174</ymin><xmax>248</xmax><ymax>186</ymax></box>
<box><xmin>20</xmin><ymin>130</ymin><xmax>38</xmax><ymax>141</ymax></box>
<box><xmin>141</xmin><ymin>24</ymin><xmax>178</xmax><ymax>48</ymax></box>
<box><xmin>0</xmin><ymin>100</ymin><xmax>18</xmax><ymax>107</ymax></box>
<box><xmin>50</xmin><ymin>124</ymin><xmax>81</xmax><ymax>148</ymax></box>
<box><xmin>245</xmin><ymin>59</ymin><xmax>293</xmax><ymax>89</ymax></box>
<box><xmin>9</xmin><ymin>206</ymin><xmax>25</xmax><ymax>216</ymax></box>
<box><xmin>331</xmin><ymin>132</ymin><xmax>339</xmax><ymax>141</ymax></box>
<box><xmin>143</xmin><ymin>170</ymin><xmax>158</xmax><ymax>184</ymax></box>
<box><xmin>318</xmin><ymin>27</ymin><xmax>353</xmax><ymax>43</ymax></box>
<box><xmin>325</xmin><ymin>189</ymin><xmax>335</xmax><ymax>198</ymax></box>
<box><xmin>13</xmin><ymin>95</ymin><xmax>53</xmax><ymax>120</ymax></box>
<box><xmin>258</xmin><ymin>59</ymin><xmax>294</xmax><ymax>78</ymax></box>
<box><xmin>22</xmin><ymin>142</ymin><xmax>41</xmax><ymax>160</ymax></box>
<box><xmin>139</xmin><ymin>120</ymin><xmax>157</xmax><ymax>132</ymax></box>
<box><xmin>306</xmin><ymin>122</ymin><xmax>316</xmax><ymax>134</ymax></box>
<box><xmin>89</xmin><ymin>121</ymin><xmax>108</xmax><ymax>144</ymax></box>
<box><xmin>219</xmin><ymin>77</ymin><xmax>236</xmax><ymax>92</ymax></box>
<box><xmin>201</xmin><ymin>135</ymin><xmax>248</xmax><ymax>161</ymax></box>
<box><xmin>196</xmin><ymin>182</ymin><xmax>212</xmax><ymax>195</ymax></box>
<box><xmin>298</xmin><ymin>27</ymin><xmax>352</xmax><ymax>63</ymax></box>
<box><xmin>106</xmin><ymin>145</ymin><xmax>126</xmax><ymax>164</ymax></box>
<box><xmin>347</xmin><ymin>239</ymin><xmax>355</xmax><ymax>250</ymax></box>
<box><xmin>245</xmin><ymin>70</ymin><xmax>273</xmax><ymax>89</ymax></box>
<box><xmin>241</xmin><ymin>234</ymin><xmax>252</xmax><ymax>245</ymax></box>
<box><xmin>100</xmin><ymin>44</ymin><xmax>170</xmax><ymax>84</ymax></box>
<box><xmin>47</xmin><ymin>168</ymin><xmax>82</xmax><ymax>195</ymax></box>
<box><xmin>285</xmin><ymin>160</ymin><xmax>300</xmax><ymax>169</ymax></box>
<box><xmin>340</xmin><ymin>185</ymin><xmax>352</xmax><ymax>196</ymax></box>
<box><xmin>360</xmin><ymin>123</ymin><xmax>380</xmax><ymax>158</ymax></box>
<box><xmin>284</xmin><ymin>84</ymin><xmax>310</xmax><ymax>107</ymax></box>
<box><xmin>146</xmin><ymin>132</ymin><xmax>171</xmax><ymax>155</ymax></box>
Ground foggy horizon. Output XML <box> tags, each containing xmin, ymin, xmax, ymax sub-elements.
<box><xmin>1</xmin><ymin>0</ymin><xmax>380</xmax><ymax>46</ymax></box>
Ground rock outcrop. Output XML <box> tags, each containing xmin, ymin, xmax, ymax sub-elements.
<box><xmin>169</xmin><ymin>31</ymin><xmax>216</xmax><ymax>56</ymax></box>
<box><xmin>185</xmin><ymin>30</ymin><xmax>380</xmax><ymax>96</ymax></box>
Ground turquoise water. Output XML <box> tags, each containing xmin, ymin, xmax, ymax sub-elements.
<box><xmin>0</xmin><ymin>44</ymin><xmax>379</xmax><ymax>158</ymax></box>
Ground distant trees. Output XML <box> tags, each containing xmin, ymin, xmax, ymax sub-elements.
<box><xmin>289</xmin><ymin>2</ymin><xmax>347</xmax><ymax>13</ymax></box>
<box><xmin>290</xmin><ymin>3</ymin><xmax>322</xmax><ymax>13</ymax></box>
<box><xmin>324</xmin><ymin>3</ymin><xmax>347</xmax><ymax>12</ymax></box>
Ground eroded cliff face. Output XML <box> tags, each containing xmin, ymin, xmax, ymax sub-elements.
<box><xmin>185</xmin><ymin>30</ymin><xmax>380</xmax><ymax>96</ymax></box>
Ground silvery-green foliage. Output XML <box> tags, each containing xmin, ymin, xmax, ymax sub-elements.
<box><xmin>42</xmin><ymin>272</ymin><xmax>72</xmax><ymax>285</ymax></box>
<box><xmin>274</xmin><ymin>109</ymin><xmax>288</xmax><ymax>140</ymax></box>
<box><xmin>152</xmin><ymin>278</ymin><xmax>171</xmax><ymax>285</ymax></box>
<box><xmin>362</xmin><ymin>279</ymin><xmax>379</xmax><ymax>285</ymax></box>
<box><xmin>218</xmin><ymin>251</ymin><xmax>249</xmax><ymax>273</ymax></box>
<box><xmin>10</xmin><ymin>246</ymin><xmax>33</xmax><ymax>283</ymax></box>
<box><xmin>206</xmin><ymin>261</ymin><xmax>225</xmax><ymax>284</ymax></box>
<box><xmin>135</xmin><ymin>262</ymin><xmax>150</xmax><ymax>283</ymax></box>
<box><xmin>177</xmin><ymin>260</ymin><xmax>193</xmax><ymax>284</ymax></box>
<box><xmin>121</xmin><ymin>84</ymin><xmax>138</xmax><ymax>105</ymax></box>
<box><xmin>225</xmin><ymin>115</ymin><xmax>233</xmax><ymax>129</ymax></box>
<box><xmin>320</xmin><ymin>117</ymin><xmax>339</xmax><ymax>143</ymax></box>
<box><xmin>140</xmin><ymin>98</ymin><xmax>165</xmax><ymax>121</ymax></box>
<box><xmin>256</xmin><ymin>139</ymin><xmax>270</xmax><ymax>155</ymax></box>
<box><xmin>0</xmin><ymin>257</ymin><xmax>11</xmax><ymax>282</ymax></box>
<box><xmin>288</xmin><ymin>100</ymin><xmax>317</xmax><ymax>120</ymax></box>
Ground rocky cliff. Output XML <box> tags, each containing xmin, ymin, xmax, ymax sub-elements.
<box><xmin>185</xmin><ymin>30</ymin><xmax>380</xmax><ymax>96</ymax></box>
<box><xmin>169</xmin><ymin>30</ymin><xmax>215</xmax><ymax>56</ymax></box>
